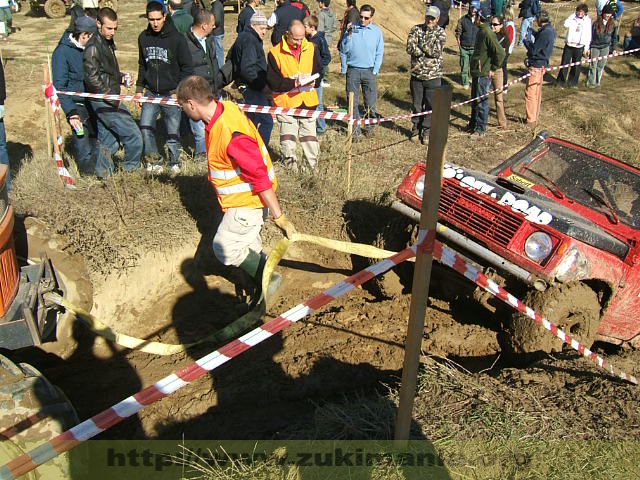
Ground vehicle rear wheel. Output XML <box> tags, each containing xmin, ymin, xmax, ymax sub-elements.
<box><xmin>504</xmin><ymin>282</ymin><xmax>601</xmax><ymax>354</ymax></box>
<box><xmin>0</xmin><ymin>353</ymin><xmax>79</xmax><ymax>479</ymax></box>
<box><xmin>43</xmin><ymin>0</ymin><xmax>66</xmax><ymax>18</ymax></box>
<box><xmin>20</xmin><ymin>217</ymin><xmax>93</xmax><ymax>358</ymax></box>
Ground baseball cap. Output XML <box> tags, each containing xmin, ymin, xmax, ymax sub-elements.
<box><xmin>250</xmin><ymin>11</ymin><xmax>268</xmax><ymax>25</ymax></box>
<box><xmin>426</xmin><ymin>5</ymin><xmax>440</xmax><ymax>18</ymax></box>
<box><xmin>74</xmin><ymin>15</ymin><xmax>97</xmax><ymax>34</ymax></box>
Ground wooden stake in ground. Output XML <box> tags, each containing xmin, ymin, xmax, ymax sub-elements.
<box><xmin>346</xmin><ymin>91</ymin><xmax>354</xmax><ymax>194</ymax></box>
<box><xmin>43</xmin><ymin>64</ymin><xmax>53</xmax><ymax>161</ymax></box>
<box><xmin>394</xmin><ymin>85</ymin><xmax>452</xmax><ymax>442</ymax></box>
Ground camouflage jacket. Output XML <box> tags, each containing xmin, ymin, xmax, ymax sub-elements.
<box><xmin>406</xmin><ymin>24</ymin><xmax>447</xmax><ymax>81</ymax></box>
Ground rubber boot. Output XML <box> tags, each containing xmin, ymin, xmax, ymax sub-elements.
<box><xmin>238</xmin><ymin>250</ymin><xmax>283</xmax><ymax>307</ymax></box>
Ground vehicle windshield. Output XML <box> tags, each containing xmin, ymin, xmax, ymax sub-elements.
<box><xmin>510</xmin><ymin>141</ymin><xmax>640</xmax><ymax>229</ymax></box>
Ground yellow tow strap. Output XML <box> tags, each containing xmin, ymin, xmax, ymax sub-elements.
<box><xmin>44</xmin><ymin>233</ymin><xmax>399</xmax><ymax>356</ymax></box>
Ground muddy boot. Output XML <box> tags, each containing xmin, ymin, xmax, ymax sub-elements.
<box><xmin>238</xmin><ymin>250</ymin><xmax>283</xmax><ymax>308</ymax></box>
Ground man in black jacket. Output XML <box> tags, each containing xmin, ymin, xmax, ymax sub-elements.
<box><xmin>211</xmin><ymin>0</ymin><xmax>225</xmax><ymax>68</ymax></box>
<box><xmin>228</xmin><ymin>11</ymin><xmax>273</xmax><ymax>144</ymax></box>
<box><xmin>84</xmin><ymin>7</ymin><xmax>143</xmax><ymax>179</ymax></box>
<box><xmin>268</xmin><ymin>0</ymin><xmax>309</xmax><ymax>46</ymax></box>
<box><xmin>185</xmin><ymin>8</ymin><xmax>221</xmax><ymax>158</ymax></box>
<box><xmin>135</xmin><ymin>1</ymin><xmax>194</xmax><ymax>174</ymax></box>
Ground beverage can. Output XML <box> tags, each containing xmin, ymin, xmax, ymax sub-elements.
<box><xmin>123</xmin><ymin>72</ymin><xmax>133</xmax><ymax>88</ymax></box>
<box><xmin>74</xmin><ymin>124</ymin><xmax>85</xmax><ymax>137</ymax></box>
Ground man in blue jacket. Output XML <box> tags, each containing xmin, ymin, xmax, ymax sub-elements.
<box><xmin>52</xmin><ymin>15</ymin><xmax>98</xmax><ymax>175</ymax></box>
<box><xmin>340</xmin><ymin>4</ymin><xmax>384</xmax><ymax>140</ymax></box>
<box><xmin>523</xmin><ymin>10</ymin><xmax>555</xmax><ymax>124</ymax></box>
<box><xmin>135</xmin><ymin>1</ymin><xmax>193</xmax><ymax>175</ymax></box>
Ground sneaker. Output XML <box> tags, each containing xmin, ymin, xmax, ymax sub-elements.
<box><xmin>420</xmin><ymin>128</ymin><xmax>430</xmax><ymax>145</ymax></box>
<box><xmin>146</xmin><ymin>164</ymin><xmax>164</xmax><ymax>174</ymax></box>
<box><xmin>320</xmin><ymin>80</ymin><xmax>331</xmax><ymax>87</ymax></box>
<box><xmin>170</xmin><ymin>164</ymin><xmax>181</xmax><ymax>175</ymax></box>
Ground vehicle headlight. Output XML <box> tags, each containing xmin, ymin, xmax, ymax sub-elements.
<box><xmin>524</xmin><ymin>231</ymin><xmax>553</xmax><ymax>263</ymax></box>
<box><xmin>415</xmin><ymin>175</ymin><xmax>425</xmax><ymax>198</ymax></box>
<box><xmin>555</xmin><ymin>247</ymin><xmax>590</xmax><ymax>282</ymax></box>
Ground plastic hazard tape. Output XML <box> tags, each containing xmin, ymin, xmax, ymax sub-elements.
<box><xmin>1</xmin><ymin>228</ymin><xmax>637</xmax><ymax>479</ymax></box>
<box><xmin>44</xmin><ymin>84</ymin><xmax>76</xmax><ymax>187</ymax></box>
<box><xmin>53</xmin><ymin>47</ymin><xmax>640</xmax><ymax>127</ymax></box>
<box><xmin>0</xmin><ymin>236</ymin><xmax>420</xmax><ymax>480</ymax></box>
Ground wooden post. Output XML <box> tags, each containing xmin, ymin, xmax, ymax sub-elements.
<box><xmin>346</xmin><ymin>91</ymin><xmax>354</xmax><ymax>195</ymax></box>
<box><xmin>394</xmin><ymin>85</ymin><xmax>452</xmax><ymax>442</ymax></box>
<box><xmin>43</xmin><ymin>64</ymin><xmax>53</xmax><ymax>160</ymax></box>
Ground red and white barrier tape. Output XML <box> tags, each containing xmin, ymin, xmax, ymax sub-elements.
<box><xmin>44</xmin><ymin>84</ymin><xmax>76</xmax><ymax>187</ymax></box>
<box><xmin>0</xmin><ymin>239</ymin><xmax>420</xmax><ymax>480</ymax></box>
<box><xmin>1</xmin><ymin>228</ymin><xmax>637</xmax><ymax>479</ymax></box>
<box><xmin>52</xmin><ymin>47</ymin><xmax>640</xmax><ymax>127</ymax></box>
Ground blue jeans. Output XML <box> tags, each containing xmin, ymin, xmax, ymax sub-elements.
<box><xmin>470</xmin><ymin>76</ymin><xmax>491</xmax><ymax>133</ymax></box>
<box><xmin>0</xmin><ymin>118</ymin><xmax>10</xmax><ymax>190</ymax></box>
<box><xmin>189</xmin><ymin>118</ymin><xmax>206</xmax><ymax>155</ymax></box>
<box><xmin>339</xmin><ymin>51</ymin><xmax>347</xmax><ymax>74</ymax></box>
<box><xmin>520</xmin><ymin>17</ymin><xmax>534</xmax><ymax>45</ymax></box>
<box><xmin>316</xmin><ymin>84</ymin><xmax>326</xmax><ymax>133</ymax></box>
<box><xmin>213</xmin><ymin>34</ymin><xmax>224</xmax><ymax>68</ymax></box>
<box><xmin>91</xmin><ymin>100</ymin><xmax>143</xmax><ymax>178</ymax></box>
<box><xmin>71</xmin><ymin>102</ymin><xmax>97</xmax><ymax>175</ymax></box>
<box><xmin>139</xmin><ymin>99</ymin><xmax>182</xmax><ymax>166</ymax></box>
<box><xmin>346</xmin><ymin>66</ymin><xmax>378</xmax><ymax>135</ymax></box>
<box><xmin>242</xmin><ymin>88</ymin><xmax>273</xmax><ymax>145</ymax></box>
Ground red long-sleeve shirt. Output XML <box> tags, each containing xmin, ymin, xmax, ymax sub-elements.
<box><xmin>206</xmin><ymin>102</ymin><xmax>272</xmax><ymax>193</ymax></box>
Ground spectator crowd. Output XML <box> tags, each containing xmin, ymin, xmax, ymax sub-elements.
<box><xmin>44</xmin><ymin>0</ymin><xmax>639</xmax><ymax>180</ymax></box>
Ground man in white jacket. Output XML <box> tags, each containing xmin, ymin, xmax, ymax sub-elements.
<box><xmin>555</xmin><ymin>3</ymin><xmax>591</xmax><ymax>88</ymax></box>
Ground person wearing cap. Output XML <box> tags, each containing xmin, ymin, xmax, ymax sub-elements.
<box><xmin>185</xmin><ymin>8</ymin><xmax>222</xmax><ymax>160</ymax></box>
<box><xmin>228</xmin><ymin>10</ymin><xmax>273</xmax><ymax>144</ymax></box>
<box><xmin>406</xmin><ymin>5</ymin><xmax>446</xmax><ymax>144</ymax></box>
<box><xmin>52</xmin><ymin>15</ymin><xmax>99</xmax><ymax>175</ymax></box>
<box><xmin>267</xmin><ymin>20</ymin><xmax>322</xmax><ymax>171</ymax></box>
<box><xmin>587</xmin><ymin>4</ymin><xmax>618</xmax><ymax>88</ymax></box>
<box><xmin>340</xmin><ymin>4</ymin><xmax>384</xmax><ymax>140</ymax></box>
<box><xmin>176</xmin><ymin>75</ymin><xmax>294</xmax><ymax>305</ymax></box>
<box><xmin>555</xmin><ymin>3</ymin><xmax>591</xmax><ymax>89</ymax></box>
<box><xmin>429</xmin><ymin>0</ymin><xmax>451</xmax><ymax>29</ymax></box>
<box><xmin>523</xmin><ymin>9</ymin><xmax>556</xmax><ymax>124</ymax></box>
<box><xmin>455</xmin><ymin>1</ymin><xmax>480</xmax><ymax>89</ymax></box>
<box><xmin>236</xmin><ymin>0</ymin><xmax>264</xmax><ymax>34</ymax></box>
<box><xmin>168</xmin><ymin>0</ymin><xmax>194</xmax><ymax>34</ymax></box>
<box><xmin>84</xmin><ymin>7</ymin><xmax>143</xmax><ymax>178</ymax></box>
<box><xmin>135</xmin><ymin>0</ymin><xmax>194</xmax><ymax>175</ymax></box>
<box><xmin>468</xmin><ymin>14</ymin><xmax>505</xmax><ymax>136</ymax></box>
<box><xmin>596</xmin><ymin>0</ymin><xmax>624</xmax><ymax>19</ymax></box>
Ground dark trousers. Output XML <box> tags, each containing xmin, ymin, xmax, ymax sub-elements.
<box><xmin>346</xmin><ymin>66</ymin><xmax>377</xmax><ymax>135</ymax></box>
<box><xmin>556</xmin><ymin>45</ymin><xmax>584</xmax><ymax>87</ymax></box>
<box><xmin>410</xmin><ymin>77</ymin><xmax>441</xmax><ymax>132</ymax></box>
<box><xmin>469</xmin><ymin>76</ymin><xmax>491</xmax><ymax>133</ymax></box>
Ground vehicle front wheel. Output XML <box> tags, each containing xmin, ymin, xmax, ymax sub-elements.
<box><xmin>43</xmin><ymin>0</ymin><xmax>66</xmax><ymax>18</ymax></box>
<box><xmin>504</xmin><ymin>283</ymin><xmax>601</xmax><ymax>354</ymax></box>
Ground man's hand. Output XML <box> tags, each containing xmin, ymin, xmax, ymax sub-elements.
<box><xmin>274</xmin><ymin>214</ymin><xmax>297</xmax><ymax>239</ymax></box>
<box><xmin>69</xmin><ymin>115</ymin><xmax>83</xmax><ymax>131</ymax></box>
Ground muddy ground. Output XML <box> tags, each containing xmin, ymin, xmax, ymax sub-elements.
<box><xmin>3</xmin><ymin>1</ymin><xmax>640</xmax><ymax>477</ymax></box>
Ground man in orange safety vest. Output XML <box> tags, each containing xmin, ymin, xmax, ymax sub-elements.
<box><xmin>176</xmin><ymin>75</ymin><xmax>296</xmax><ymax>302</ymax></box>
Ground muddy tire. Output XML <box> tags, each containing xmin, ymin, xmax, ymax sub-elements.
<box><xmin>43</xmin><ymin>0</ymin><xmax>66</xmax><ymax>18</ymax></box>
<box><xmin>505</xmin><ymin>283</ymin><xmax>601</xmax><ymax>354</ymax></box>
<box><xmin>99</xmin><ymin>0</ymin><xmax>117</xmax><ymax>11</ymax></box>
<box><xmin>368</xmin><ymin>218</ymin><xmax>415</xmax><ymax>299</ymax></box>
<box><xmin>0</xmin><ymin>353</ymin><xmax>79</xmax><ymax>479</ymax></box>
<box><xmin>21</xmin><ymin>218</ymin><xmax>93</xmax><ymax>359</ymax></box>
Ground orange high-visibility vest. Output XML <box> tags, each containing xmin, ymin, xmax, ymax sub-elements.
<box><xmin>207</xmin><ymin>101</ymin><xmax>277</xmax><ymax>211</ymax></box>
<box><xmin>269</xmin><ymin>38</ymin><xmax>319</xmax><ymax>109</ymax></box>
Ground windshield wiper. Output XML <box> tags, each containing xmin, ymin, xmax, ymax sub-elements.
<box><xmin>582</xmin><ymin>188</ymin><xmax>619</xmax><ymax>225</ymax></box>
<box><xmin>520</xmin><ymin>168</ymin><xmax>566</xmax><ymax>200</ymax></box>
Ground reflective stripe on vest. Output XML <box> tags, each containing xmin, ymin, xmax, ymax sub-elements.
<box><xmin>206</xmin><ymin>101</ymin><xmax>277</xmax><ymax>211</ymax></box>
<box><xmin>269</xmin><ymin>38</ymin><xmax>320</xmax><ymax>109</ymax></box>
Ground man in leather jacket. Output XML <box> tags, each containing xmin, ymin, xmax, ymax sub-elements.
<box><xmin>84</xmin><ymin>7</ymin><xmax>143</xmax><ymax>179</ymax></box>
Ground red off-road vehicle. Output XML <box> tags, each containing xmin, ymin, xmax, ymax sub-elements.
<box><xmin>392</xmin><ymin>132</ymin><xmax>640</xmax><ymax>353</ymax></box>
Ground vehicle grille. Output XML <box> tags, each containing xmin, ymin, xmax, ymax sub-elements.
<box><xmin>439</xmin><ymin>180</ymin><xmax>524</xmax><ymax>248</ymax></box>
